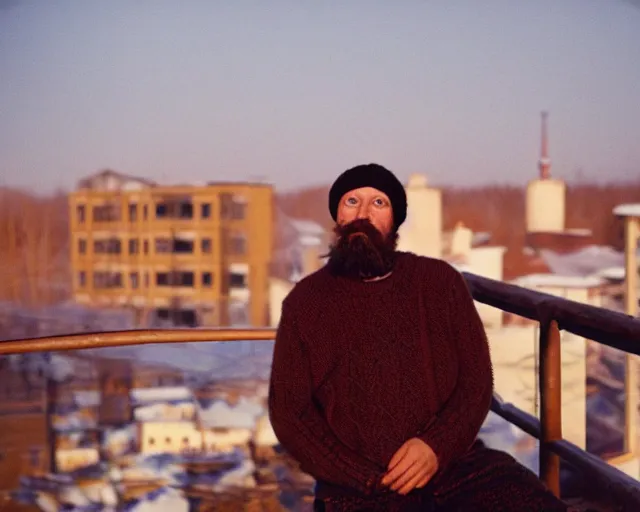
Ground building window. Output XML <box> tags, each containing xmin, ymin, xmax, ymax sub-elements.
<box><xmin>128</xmin><ymin>204</ymin><xmax>137</xmax><ymax>222</ymax></box>
<box><xmin>229</xmin><ymin>272</ymin><xmax>247</xmax><ymax>288</ymax></box>
<box><xmin>179</xmin><ymin>202</ymin><xmax>193</xmax><ymax>218</ymax></box>
<box><xmin>201</xmin><ymin>203</ymin><xmax>211</xmax><ymax>219</ymax></box>
<box><xmin>178</xmin><ymin>272</ymin><xmax>194</xmax><ymax>287</ymax></box>
<box><xmin>94</xmin><ymin>238</ymin><xmax>122</xmax><ymax>254</ymax></box>
<box><xmin>76</xmin><ymin>205</ymin><xmax>86</xmax><ymax>223</ymax></box>
<box><xmin>144</xmin><ymin>272</ymin><xmax>149</xmax><ymax>287</ymax></box>
<box><xmin>93</xmin><ymin>271</ymin><xmax>123</xmax><ymax>289</ymax></box>
<box><xmin>228</xmin><ymin>233</ymin><xmax>247</xmax><ymax>255</ymax></box>
<box><xmin>156</xmin><ymin>199</ymin><xmax>193</xmax><ymax>219</ymax></box>
<box><xmin>78</xmin><ymin>271</ymin><xmax>86</xmax><ymax>287</ymax></box>
<box><xmin>201</xmin><ymin>238</ymin><xmax>212</xmax><ymax>253</ymax></box>
<box><xmin>78</xmin><ymin>239</ymin><xmax>87</xmax><ymax>254</ymax></box>
<box><xmin>143</xmin><ymin>240</ymin><xmax>149</xmax><ymax>254</ymax></box>
<box><xmin>202</xmin><ymin>272</ymin><xmax>212</xmax><ymax>287</ymax></box>
<box><xmin>156</xmin><ymin>271</ymin><xmax>194</xmax><ymax>287</ymax></box>
<box><xmin>220</xmin><ymin>194</ymin><xmax>246</xmax><ymax>220</ymax></box>
<box><xmin>149</xmin><ymin>437</ymin><xmax>155</xmax><ymax>446</ymax></box>
<box><xmin>130</xmin><ymin>272</ymin><xmax>139</xmax><ymax>289</ymax></box>
<box><xmin>129</xmin><ymin>239</ymin><xmax>139</xmax><ymax>255</ymax></box>
<box><xmin>143</xmin><ymin>204</ymin><xmax>148</xmax><ymax>220</ymax></box>
<box><xmin>92</xmin><ymin>203</ymin><xmax>120</xmax><ymax>222</ymax></box>
<box><xmin>155</xmin><ymin>238</ymin><xmax>173</xmax><ymax>253</ymax></box>
<box><xmin>173</xmin><ymin>239</ymin><xmax>194</xmax><ymax>253</ymax></box>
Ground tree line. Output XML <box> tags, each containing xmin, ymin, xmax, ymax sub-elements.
<box><xmin>0</xmin><ymin>187</ymin><xmax>70</xmax><ymax>307</ymax></box>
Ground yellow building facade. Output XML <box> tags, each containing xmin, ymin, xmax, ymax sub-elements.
<box><xmin>68</xmin><ymin>170</ymin><xmax>273</xmax><ymax>327</ymax></box>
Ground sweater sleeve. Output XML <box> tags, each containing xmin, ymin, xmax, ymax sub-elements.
<box><xmin>418</xmin><ymin>268</ymin><xmax>493</xmax><ymax>473</ymax></box>
<box><xmin>268</xmin><ymin>300</ymin><xmax>383</xmax><ymax>494</ymax></box>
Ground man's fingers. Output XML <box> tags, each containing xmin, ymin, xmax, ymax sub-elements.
<box><xmin>382</xmin><ymin>455</ymin><xmax>413</xmax><ymax>487</ymax></box>
<box><xmin>388</xmin><ymin>459</ymin><xmax>421</xmax><ymax>491</ymax></box>
<box><xmin>390</xmin><ymin>460</ymin><xmax>423</xmax><ymax>492</ymax></box>
<box><xmin>387</xmin><ymin>443</ymin><xmax>409</xmax><ymax>471</ymax></box>
<box><xmin>415</xmin><ymin>467</ymin><xmax>437</xmax><ymax>489</ymax></box>
<box><xmin>397</xmin><ymin>465</ymin><xmax>430</xmax><ymax>495</ymax></box>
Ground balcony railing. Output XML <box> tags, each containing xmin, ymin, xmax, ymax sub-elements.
<box><xmin>463</xmin><ymin>272</ymin><xmax>640</xmax><ymax>508</ymax></box>
<box><xmin>1</xmin><ymin>272</ymin><xmax>640</xmax><ymax>509</ymax></box>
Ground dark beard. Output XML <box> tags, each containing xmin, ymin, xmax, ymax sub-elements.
<box><xmin>326</xmin><ymin>219</ymin><xmax>398</xmax><ymax>280</ymax></box>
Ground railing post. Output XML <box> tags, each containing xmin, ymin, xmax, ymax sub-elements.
<box><xmin>623</xmin><ymin>216</ymin><xmax>639</xmax><ymax>457</ymax></box>
<box><xmin>539</xmin><ymin>318</ymin><xmax>562</xmax><ymax>497</ymax></box>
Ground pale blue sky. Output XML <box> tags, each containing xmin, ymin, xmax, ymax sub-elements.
<box><xmin>1</xmin><ymin>0</ymin><xmax>639</xmax><ymax>193</ymax></box>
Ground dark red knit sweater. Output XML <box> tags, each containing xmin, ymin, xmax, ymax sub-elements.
<box><xmin>268</xmin><ymin>252</ymin><xmax>493</xmax><ymax>499</ymax></box>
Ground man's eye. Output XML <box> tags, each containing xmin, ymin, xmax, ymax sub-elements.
<box><xmin>346</xmin><ymin>197</ymin><xmax>358</xmax><ymax>205</ymax></box>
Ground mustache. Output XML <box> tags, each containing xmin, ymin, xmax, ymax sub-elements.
<box><xmin>333</xmin><ymin>218</ymin><xmax>384</xmax><ymax>242</ymax></box>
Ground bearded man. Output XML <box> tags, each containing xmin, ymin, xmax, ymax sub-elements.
<box><xmin>268</xmin><ymin>164</ymin><xmax>569</xmax><ymax>511</ymax></box>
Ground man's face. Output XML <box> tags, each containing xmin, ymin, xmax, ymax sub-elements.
<box><xmin>336</xmin><ymin>187</ymin><xmax>394</xmax><ymax>237</ymax></box>
<box><xmin>327</xmin><ymin>187</ymin><xmax>398</xmax><ymax>279</ymax></box>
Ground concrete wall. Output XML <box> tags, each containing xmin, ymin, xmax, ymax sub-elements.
<box><xmin>139</xmin><ymin>421</ymin><xmax>203</xmax><ymax>454</ymax></box>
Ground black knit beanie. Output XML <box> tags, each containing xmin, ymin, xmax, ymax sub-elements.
<box><xmin>328</xmin><ymin>163</ymin><xmax>407</xmax><ymax>228</ymax></box>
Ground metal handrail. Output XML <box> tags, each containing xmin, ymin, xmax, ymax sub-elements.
<box><xmin>491</xmin><ymin>398</ymin><xmax>640</xmax><ymax>507</ymax></box>
<box><xmin>0</xmin><ymin>328</ymin><xmax>276</xmax><ymax>355</ymax></box>
<box><xmin>462</xmin><ymin>272</ymin><xmax>640</xmax><ymax>355</ymax></box>
<box><xmin>464</xmin><ymin>272</ymin><xmax>640</xmax><ymax>507</ymax></box>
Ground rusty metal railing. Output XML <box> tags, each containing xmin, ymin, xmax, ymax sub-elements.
<box><xmin>463</xmin><ymin>272</ymin><xmax>640</xmax><ymax>507</ymax></box>
<box><xmin>1</xmin><ymin>273</ymin><xmax>640</xmax><ymax>506</ymax></box>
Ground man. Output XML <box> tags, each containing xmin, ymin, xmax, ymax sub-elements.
<box><xmin>269</xmin><ymin>164</ymin><xmax>569</xmax><ymax>511</ymax></box>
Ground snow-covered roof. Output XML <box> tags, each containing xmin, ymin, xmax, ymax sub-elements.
<box><xmin>74</xmin><ymin>387</ymin><xmax>194</xmax><ymax>409</ymax></box>
<box><xmin>594</xmin><ymin>266</ymin><xmax>626</xmax><ymax>281</ymax></box>
<box><xmin>132</xmin><ymin>386</ymin><xmax>193</xmax><ymax>404</ymax></box>
<box><xmin>82</xmin><ymin>340</ymin><xmax>274</xmax><ymax>381</ymax></box>
<box><xmin>510</xmin><ymin>273</ymin><xmax>604</xmax><ymax>289</ymax></box>
<box><xmin>290</xmin><ymin>219</ymin><xmax>325</xmax><ymax>236</ymax></box>
<box><xmin>298</xmin><ymin>234</ymin><xmax>324</xmax><ymax>247</ymax></box>
<box><xmin>199</xmin><ymin>397</ymin><xmax>263</xmax><ymax>429</ymax></box>
<box><xmin>539</xmin><ymin>245</ymin><xmax>637</xmax><ymax>278</ymax></box>
<box><xmin>613</xmin><ymin>203</ymin><xmax>640</xmax><ymax>217</ymax></box>
<box><xmin>472</xmin><ymin>232</ymin><xmax>491</xmax><ymax>246</ymax></box>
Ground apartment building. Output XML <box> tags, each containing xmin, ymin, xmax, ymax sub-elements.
<box><xmin>69</xmin><ymin>170</ymin><xmax>273</xmax><ymax>327</ymax></box>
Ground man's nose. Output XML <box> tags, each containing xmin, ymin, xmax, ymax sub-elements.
<box><xmin>356</xmin><ymin>204</ymin><xmax>370</xmax><ymax>220</ymax></box>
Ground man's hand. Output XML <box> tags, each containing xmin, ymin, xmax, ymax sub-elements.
<box><xmin>380</xmin><ymin>438</ymin><xmax>439</xmax><ymax>495</ymax></box>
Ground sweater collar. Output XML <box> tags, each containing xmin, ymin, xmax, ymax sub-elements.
<box><xmin>328</xmin><ymin>251</ymin><xmax>413</xmax><ymax>297</ymax></box>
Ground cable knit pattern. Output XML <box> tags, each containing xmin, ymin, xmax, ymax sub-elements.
<box><xmin>269</xmin><ymin>252</ymin><xmax>571</xmax><ymax>509</ymax></box>
<box><xmin>416</xmin><ymin>262</ymin><xmax>494</xmax><ymax>473</ymax></box>
<box><xmin>269</xmin><ymin>252</ymin><xmax>496</xmax><ymax>496</ymax></box>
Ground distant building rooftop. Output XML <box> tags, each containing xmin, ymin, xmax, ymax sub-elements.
<box><xmin>76</xmin><ymin>169</ymin><xmax>273</xmax><ymax>192</ymax></box>
<box><xmin>510</xmin><ymin>273</ymin><xmax>605</xmax><ymax>289</ymax></box>
<box><xmin>540</xmin><ymin>245</ymin><xmax>640</xmax><ymax>278</ymax></box>
<box><xmin>613</xmin><ymin>203</ymin><xmax>640</xmax><ymax>217</ymax></box>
